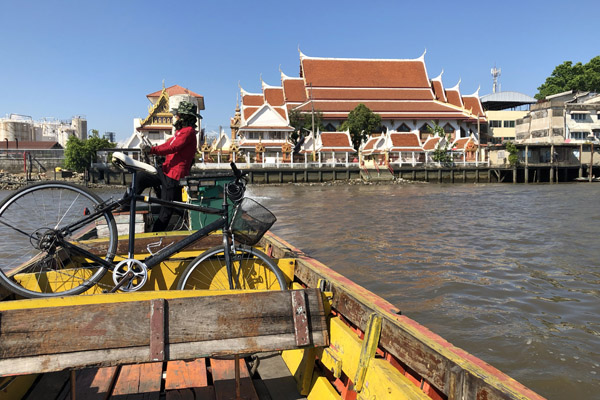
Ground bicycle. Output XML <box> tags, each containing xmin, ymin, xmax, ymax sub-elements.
<box><xmin>0</xmin><ymin>152</ymin><xmax>287</xmax><ymax>298</ymax></box>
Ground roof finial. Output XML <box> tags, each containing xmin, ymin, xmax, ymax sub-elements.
<box><xmin>162</xmin><ymin>79</ymin><xmax>165</xmax><ymax>90</ymax></box>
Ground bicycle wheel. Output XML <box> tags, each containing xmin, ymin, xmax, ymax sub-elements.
<box><xmin>177</xmin><ymin>245</ymin><xmax>287</xmax><ymax>291</ymax></box>
<box><xmin>0</xmin><ymin>181</ymin><xmax>118</xmax><ymax>298</ymax></box>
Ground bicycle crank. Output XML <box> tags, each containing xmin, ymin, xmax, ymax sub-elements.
<box><xmin>112</xmin><ymin>259</ymin><xmax>148</xmax><ymax>292</ymax></box>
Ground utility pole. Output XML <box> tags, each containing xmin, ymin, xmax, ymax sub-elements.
<box><xmin>310</xmin><ymin>83</ymin><xmax>316</xmax><ymax>162</ymax></box>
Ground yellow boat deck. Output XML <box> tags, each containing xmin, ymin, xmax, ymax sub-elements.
<box><xmin>0</xmin><ymin>231</ymin><xmax>546</xmax><ymax>400</ymax></box>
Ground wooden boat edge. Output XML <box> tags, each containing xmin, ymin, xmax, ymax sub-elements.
<box><xmin>261</xmin><ymin>231</ymin><xmax>545</xmax><ymax>400</ymax></box>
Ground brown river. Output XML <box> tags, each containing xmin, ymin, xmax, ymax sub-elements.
<box><xmin>0</xmin><ymin>182</ymin><xmax>598</xmax><ymax>399</ymax></box>
<box><xmin>250</xmin><ymin>182</ymin><xmax>600</xmax><ymax>400</ymax></box>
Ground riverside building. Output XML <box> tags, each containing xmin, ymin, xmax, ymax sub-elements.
<box><xmin>229</xmin><ymin>50</ymin><xmax>486</xmax><ymax>162</ymax></box>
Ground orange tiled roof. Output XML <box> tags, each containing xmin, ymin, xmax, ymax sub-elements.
<box><xmin>301</xmin><ymin>56</ymin><xmax>430</xmax><ymax>88</ymax></box>
<box><xmin>146</xmin><ymin>85</ymin><xmax>203</xmax><ymax>99</ymax></box>
<box><xmin>389</xmin><ymin>133</ymin><xmax>421</xmax><ymax>149</ymax></box>
<box><xmin>310</xmin><ymin>88</ymin><xmax>433</xmax><ymax>101</ymax></box>
<box><xmin>431</xmin><ymin>79</ymin><xmax>447</xmax><ymax>102</ymax></box>
<box><xmin>282</xmin><ymin>77</ymin><xmax>307</xmax><ymax>103</ymax></box>
<box><xmin>243</xmin><ymin>107</ymin><xmax>259</xmax><ymax>120</ymax></box>
<box><xmin>462</xmin><ymin>96</ymin><xmax>484</xmax><ymax>117</ymax></box>
<box><xmin>320</xmin><ymin>132</ymin><xmax>354</xmax><ymax>152</ymax></box>
<box><xmin>452</xmin><ymin>137</ymin><xmax>472</xmax><ymax>150</ymax></box>
<box><xmin>446</xmin><ymin>89</ymin><xmax>463</xmax><ymax>108</ymax></box>
<box><xmin>423</xmin><ymin>136</ymin><xmax>441</xmax><ymax>151</ymax></box>
<box><xmin>264</xmin><ymin>86</ymin><xmax>285</xmax><ymax>107</ymax></box>
<box><xmin>242</xmin><ymin>93</ymin><xmax>264</xmax><ymax>107</ymax></box>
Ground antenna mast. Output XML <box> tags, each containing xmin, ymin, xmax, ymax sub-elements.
<box><xmin>491</xmin><ymin>65</ymin><xmax>501</xmax><ymax>93</ymax></box>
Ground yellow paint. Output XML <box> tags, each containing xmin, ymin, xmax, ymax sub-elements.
<box><xmin>321</xmin><ymin>347</ymin><xmax>342</xmax><ymax>378</ymax></box>
<box><xmin>322</xmin><ymin>317</ymin><xmax>363</xmax><ymax>380</ymax></box>
<box><xmin>0</xmin><ymin>375</ymin><xmax>38</xmax><ymax>400</ymax></box>
<box><xmin>359</xmin><ymin>359</ymin><xmax>430</xmax><ymax>400</ymax></box>
<box><xmin>307</xmin><ymin>375</ymin><xmax>340</xmax><ymax>400</ymax></box>
<box><xmin>281</xmin><ymin>347</ymin><xmax>316</xmax><ymax>396</ymax></box>
<box><xmin>0</xmin><ymin>289</ymin><xmax>265</xmax><ymax>311</ymax></box>
<box><xmin>276</xmin><ymin>258</ymin><xmax>295</xmax><ymax>286</ymax></box>
<box><xmin>354</xmin><ymin>313</ymin><xmax>382</xmax><ymax>391</ymax></box>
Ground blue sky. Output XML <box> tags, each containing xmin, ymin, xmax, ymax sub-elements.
<box><xmin>1</xmin><ymin>0</ymin><xmax>598</xmax><ymax>143</ymax></box>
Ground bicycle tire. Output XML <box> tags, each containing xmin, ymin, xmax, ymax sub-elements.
<box><xmin>177</xmin><ymin>245</ymin><xmax>287</xmax><ymax>291</ymax></box>
<box><xmin>0</xmin><ymin>181</ymin><xmax>118</xmax><ymax>298</ymax></box>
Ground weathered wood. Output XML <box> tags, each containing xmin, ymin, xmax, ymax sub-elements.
<box><xmin>112</xmin><ymin>362</ymin><xmax>162</xmax><ymax>398</ymax></box>
<box><xmin>165</xmin><ymin>359</ymin><xmax>208</xmax><ymax>390</ymax></box>
<box><xmin>0</xmin><ymin>289</ymin><xmax>327</xmax><ymax>376</ymax></box>
<box><xmin>69</xmin><ymin>366</ymin><xmax>119</xmax><ymax>400</ymax></box>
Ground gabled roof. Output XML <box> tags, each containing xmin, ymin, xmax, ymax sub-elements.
<box><xmin>262</xmin><ymin>81</ymin><xmax>285</xmax><ymax>107</ymax></box>
<box><xmin>138</xmin><ymin>88</ymin><xmax>172</xmax><ymax>130</ymax></box>
<box><xmin>281</xmin><ymin>72</ymin><xmax>307</xmax><ymax>104</ymax></box>
<box><xmin>362</xmin><ymin>135</ymin><xmax>385</xmax><ymax>155</ymax></box>
<box><xmin>422</xmin><ymin>136</ymin><xmax>442</xmax><ymax>151</ymax></box>
<box><xmin>239</xmin><ymin>51</ymin><xmax>487</xmax><ymax>127</ymax></box>
<box><xmin>431</xmin><ymin>72</ymin><xmax>447</xmax><ymax>102</ymax></box>
<box><xmin>319</xmin><ymin>132</ymin><xmax>355</xmax><ymax>152</ymax></box>
<box><xmin>146</xmin><ymin>85</ymin><xmax>205</xmax><ymax>110</ymax></box>
<box><xmin>452</xmin><ymin>136</ymin><xmax>477</xmax><ymax>150</ymax></box>
<box><xmin>445</xmin><ymin>81</ymin><xmax>463</xmax><ymax>108</ymax></box>
<box><xmin>388</xmin><ymin>132</ymin><xmax>422</xmax><ymax>151</ymax></box>
<box><xmin>300</xmin><ymin>52</ymin><xmax>430</xmax><ymax>88</ymax></box>
<box><xmin>240</xmin><ymin>103</ymin><xmax>293</xmax><ymax>131</ymax></box>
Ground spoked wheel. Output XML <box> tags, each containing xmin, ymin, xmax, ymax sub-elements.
<box><xmin>177</xmin><ymin>245</ymin><xmax>287</xmax><ymax>291</ymax></box>
<box><xmin>0</xmin><ymin>181</ymin><xmax>118</xmax><ymax>298</ymax></box>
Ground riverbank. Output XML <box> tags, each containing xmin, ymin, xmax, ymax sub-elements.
<box><xmin>0</xmin><ymin>171</ymin><xmax>124</xmax><ymax>191</ymax></box>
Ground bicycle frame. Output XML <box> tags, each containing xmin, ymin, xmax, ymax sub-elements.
<box><xmin>59</xmin><ymin>169</ymin><xmax>236</xmax><ymax>287</ymax></box>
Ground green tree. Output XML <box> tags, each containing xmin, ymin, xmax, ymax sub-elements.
<box><xmin>429</xmin><ymin>122</ymin><xmax>453</xmax><ymax>165</ymax></box>
<box><xmin>64</xmin><ymin>134</ymin><xmax>115</xmax><ymax>172</ymax></box>
<box><xmin>288</xmin><ymin>108</ymin><xmax>324</xmax><ymax>144</ymax></box>
<box><xmin>505</xmin><ymin>141</ymin><xmax>519</xmax><ymax>166</ymax></box>
<box><xmin>536</xmin><ymin>56</ymin><xmax>600</xmax><ymax>99</ymax></box>
<box><xmin>338</xmin><ymin>104</ymin><xmax>382</xmax><ymax>151</ymax></box>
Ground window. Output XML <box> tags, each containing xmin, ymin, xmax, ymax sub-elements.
<box><xmin>489</xmin><ymin>120</ymin><xmax>502</xmax><ymax>128</ymax></box>
<box><xmin>398</xmin><ymin>123</ymin><xmax>411</xmax><ymax>132</ymax></box>
<box><xmin>443</xmin><ymin>123</ymin><xmax>455</xmax><ymax>133</ymax></box>
<box><xmin>571</xmin><ymin>131</ymin><xmax>587</xmax><ymax>140</ymax></box>
<box><xmin>419</xmin><ymin>123</ymin><xmax>432</xmax><ymax>134</ymax></box>
<box><xmin>571</xmin><ymin>113</ymin><xmax>587</xmax><ymax>121</ymax></box>
<box><xmin>503</xmin><ymin>120</ymin><xmax>515</xmax><ymax>128</ymax></box>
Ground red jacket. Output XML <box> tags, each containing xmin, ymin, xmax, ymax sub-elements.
<box><xmin>150</xmin><ymin>126</ymin><xmax>197</xmax><ymax>181</ymax></box>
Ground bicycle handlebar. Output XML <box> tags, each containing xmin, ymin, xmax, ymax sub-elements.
<box><xmin>226</xmin><ymin>162</ymin><xmax>247</xmax><ymax>202</ymax></box>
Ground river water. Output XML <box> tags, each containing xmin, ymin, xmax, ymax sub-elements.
<box><xmin>250</xmin><ymin>182</ymin><xmax>600</xmax><ymax>400</ymax></box>
<box><xmin>0</xmin><ymin>182</ymin><xmax>598</xmax><ymax>399</ymax></box>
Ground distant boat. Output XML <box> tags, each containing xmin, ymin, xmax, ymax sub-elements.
<box><xmin>574</xmin><ymin>176</ymin><xmax>600</xmax><ymax>182</ymax></box>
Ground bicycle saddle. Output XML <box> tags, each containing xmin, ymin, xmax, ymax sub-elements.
<box><xmin>112</xmin><ymin>152</ymin><xmax>158</xmax><ymax>175</ymax></box>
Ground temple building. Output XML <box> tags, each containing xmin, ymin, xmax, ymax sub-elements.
<box><xmin>124</xmin><ymin>84</ymin><xmax>204</xmax><ymax>149</ymax></box>
<box><xmin>233</xmin><ymin>50</ymin><xmax>486</xmax><ymax>161</ymax></box>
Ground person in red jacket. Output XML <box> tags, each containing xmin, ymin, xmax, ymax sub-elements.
<box><xmin>136</xmin><ymin>101</ymin><xmax>200</xmax><ymax>232</ymax></box>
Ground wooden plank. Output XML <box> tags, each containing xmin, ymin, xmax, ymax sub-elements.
<box><xmin>112</xmin><ymin>362</ymin><xmax>163</xmax><ymax>397</ymax></box>
<box><xmin>70</xmin><ymin>366</ymin><xmax>119</xmax><ymax>400</ymax></box>
<box><xmin>0</xmin><ymin>289</ymin><xmax>328</xmax><ymax>376</ymax></box>
<box><xmin>165</xmin><ymin>359</ymin><xmax>208</xmax><ymax>390</ymax></box>
<box><xmin>210</xmin><ymin>358</ymin><xmax>258</xmax><ymax>400</ymax></box>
